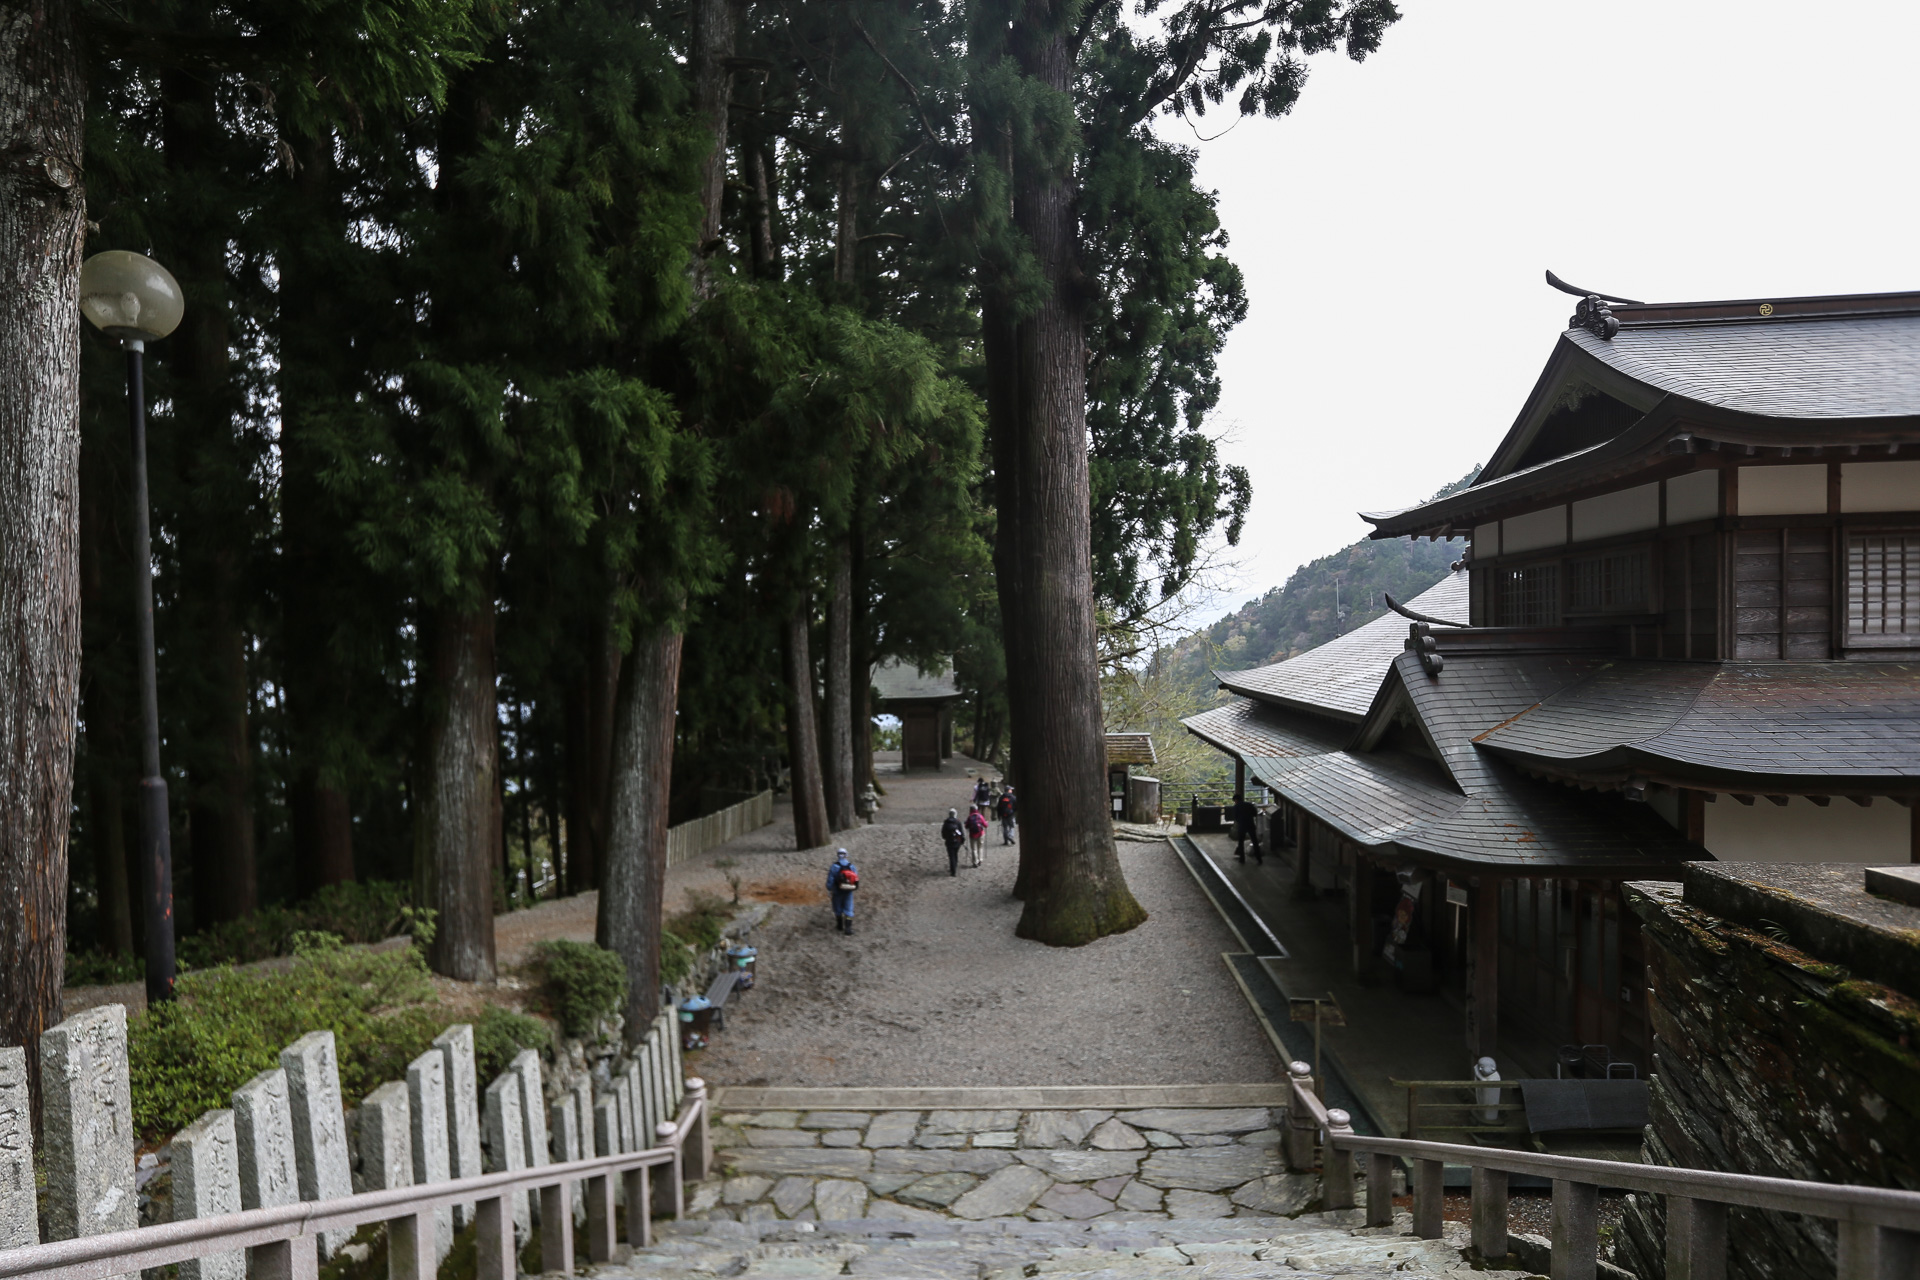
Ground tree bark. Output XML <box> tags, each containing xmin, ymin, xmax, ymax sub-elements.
<box><xmin>418</xmin><ymin>601</ymin><xmax>499</xmax><ymax>982</ymax></box>
<box><xmin>280</xmin><ymin>127</ymin><xmax>356</xmax><ymax>893</ymax></box>
<box><xmin>784</xmin><ymin>604</ymin><xmax>831</xmax><ymax>850</ymax></box>
<box><xmin>0</xmin><ymin>0</ymin><xmax>85</xmax><ymax>1113</ymax></box>
<box><xmin>850</xmin><ymin>513</ymin><xmax>873</xmax><ymax>789</ymax></box>
<box><xmin>597</xmin><ymin>621</ymin><xmax>682</xmax><ymax>1042</ymax></box>
<box><xmin>740</xmin><ymin>77</ymin><xmax>779</xmax><ymax>279</ymax></box>
<box><xmin>689</xmin><ymin>0</ymin><xmax>738</xmax><ymax>297</ymax></box>
<box><xmin>564</xmin><ymin>608</ymin><xmax>619</xmax><ymax>892</ymax></box>
<box><xmin>822</xmin><ymin>541</ymin><xmax>856</xmax><ymax>830</ymax></box>
<box><xmin>994</xmin><ymin>7</ymin><xmax>1145</xmax><ymax>944</ymax></box>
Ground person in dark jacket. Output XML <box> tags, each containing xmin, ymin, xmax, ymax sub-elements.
<box><xmin>972</xmin><ymin>777</ymin><xmax>991</xmax><ymax>809</ymax></box>
<box><xmin>1230</xmin><ymin>796</ymin><xmax>1264</xmax><ymax>865</ymax></box>
<box><xmin>994</xmin><ymin>788</ymin><xmax>1017</xmax><ymax>844</ymax></box>
<box><xmin>827</xmin><ymin>848</ymin><xmax>859</xmax><ymax>933</ymax></box>
<box><xmin>940</xmin><ymin>808</ymin><xmax>966</xmax><ymax>876</ymax></box>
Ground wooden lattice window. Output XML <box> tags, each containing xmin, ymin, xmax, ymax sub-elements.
<box><xmin>1497</xmin><ymin>564</ymin><xmax>1558</xmax><ymax>627</ymax></box>
<box><xmin>1566</xmin><ymin>551</ymin><xmax>1649</xmax><ymax>614</ymax></box>
<box><xmin>1848</xmin><ymin>534</ymin><xmax>1920</xmax><ymax>645</ymax></box>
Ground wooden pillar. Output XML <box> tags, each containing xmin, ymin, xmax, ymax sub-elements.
<box><xmin>1293</xmin><ymin>816</ymin><xmax>1313</xmax><ymax>898</ymax></box>
<box><xmin>1234</xmin><ymin>758</ymin><xmax>1245</xmax><ymax>803</ymax></box>
<box><xmin>1469</xmin><ymin>878</ymin><xmax>1499</xmax><ymax>1058</ymax></box>
<box><xmin>1350</xmin><ymin>850</ymin><xmax>1373</xmax><ymax>979</ymax></box>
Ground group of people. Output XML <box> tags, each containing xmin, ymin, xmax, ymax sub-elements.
<box><xmin>940</xmin><ymin>776</ymin><xmax>1015</xmax><ymax>875</ymax></box>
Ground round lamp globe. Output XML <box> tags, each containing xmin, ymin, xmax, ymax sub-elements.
<box><xmin>79</xmin><ymin>250</ymin><xmax>184</xmax><ymax>342</ymax></box>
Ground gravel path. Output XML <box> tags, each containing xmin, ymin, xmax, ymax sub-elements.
<box><xmin>684</xmin><ymin>757</ymin><xmax>1279</xmax><ymax>1088</ymax></box>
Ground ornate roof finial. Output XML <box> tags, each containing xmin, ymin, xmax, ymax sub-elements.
<box><xmin>1572</xmin><ymin>294</ymin><xmax>1620</xmax><ymax>340</ymax></box>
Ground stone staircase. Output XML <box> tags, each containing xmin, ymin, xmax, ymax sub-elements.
<box><xmin>589</xmin><ymin>1212</ymin><xmax>1485</xmax><ymax>1277</ymax></box>
<box><xmin>577</xmin><ymin>1091</ymin><xmax>1501</xmax><ymax>1280</ymax></box>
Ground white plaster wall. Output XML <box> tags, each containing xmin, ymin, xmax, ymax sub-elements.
<box><xmin>1503</xmin><ymin>505</ymin><xmax>1567</xmax><ymax>553</ymax></box>
<box><xmin>1473</xmin><ymin>521</ymin><xmax>1500</xmax><ymax>557</ymax></box>
<box><xmin>1738</xmin><ymin>464</ymin><xmax>1827</xmax><ymax>516</ymax></box>
<box><xmin>1840</xmin><ymin>459</ymin><xmax>1920</xmax><ymax>513</ymax></box>
<box><xmin>1572</xmin><ymin>482</ymin><xmax>1659</xmax><ymax>541</ymax></box>
<box><xmin>1702</xmin><ymin>795</ymin><xmax>1909</xmax><ymax>864</ymax></box>
<box><xmin>1665</xmin><ymin>470</ymin><xmax>1719</xmax><ymax>524</ymax></box>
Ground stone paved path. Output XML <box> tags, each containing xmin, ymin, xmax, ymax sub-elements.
<box><xmin>588</xmin><ymin>1212</ymin><xmax>1483</xmax><ymax>1278</ymax></box>
<box><xmin>690</xmin><ymin>1105</ymin><xmax>1326</xmax><ymax>1226</ymax></box>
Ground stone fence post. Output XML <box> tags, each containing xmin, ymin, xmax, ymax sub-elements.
<box><xmin>0</xmin><ymin>1047</ymin><xmax>37</xmax><ymax>1248</ymax></box>
<box><xmin>40</xmin><ymin>1005</ymin><xmax>136</xmax><ymax>1247</ymax></box>
<box><xmin>282</xmin><ymin>1031</ymin><xmax>352</xmax><ymax>1259</ymax></box>
<box><xmin>170</xmin><ymin>1110</ymin><xmax>244</xmax><ymax>1280</ymax></box>
<box><xmin>432</xmin><ymin>1024</ymin><xmax>482</xmax><ymax>1233</ymax></box>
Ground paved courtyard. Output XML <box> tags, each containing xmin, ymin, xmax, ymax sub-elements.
<box><xmin>676</xmin><ymin>756</ymin><xmax>1278</xmax><ymax>1088</ymax></box>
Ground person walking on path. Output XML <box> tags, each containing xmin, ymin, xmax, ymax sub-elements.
<box><xmin>995</xmin><ymin>787</ymin><xmax>1017</xmax><ymax>844</ymax></box>
<box><xmin>1230</xmin><ymin>795</ymin><xmax>1265</xmax><ymax>865</ymax></box>
<box><xmin>940</xmin><ymin>808</ymin><xmax>966</xmax><ymax>876</ymax></box>
<box><xmin>827</xmin><ymin>849</ymin><xmax>860</xmax><ymax>934</ymax></box>
<box><xmin>972</xmin><ymin>776</ymin><xmax>991</xmax><ymax>809</ymax></box>
<box><xmin>964</xmin><ymin>806</ymin><xmax>988</xmax><ymax>867</ymax></box>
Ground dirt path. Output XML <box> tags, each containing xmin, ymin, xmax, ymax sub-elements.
<box><xmin>681</xmin><ymin>756</ymin><xmax>1278</xmax><ymax>1087</ymax></box>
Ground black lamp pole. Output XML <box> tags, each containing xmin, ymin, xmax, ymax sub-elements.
<box><xmin>126</xmin><ymin>338</ymin><xmax>175</xmax><ymax>1006</ymax></box>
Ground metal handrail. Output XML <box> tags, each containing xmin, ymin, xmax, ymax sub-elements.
<box><xmin>0</xmin><ymin>1080</ymin><xmax>709</xmax><ymax>1280</ymax></box>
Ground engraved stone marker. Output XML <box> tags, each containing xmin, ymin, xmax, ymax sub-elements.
<box><xmin>231</xmin><ymin>1068</ymin><xmax>300</xmax><ymax>1213</ymax></box>
<box><xmin>281</xmin><ymin>1031</ymin><xmax>352</xmax><ymax>1258</ymax></box>
<box><xmin>616</xmin><ymin>1071</ymin><xmax>638</xmax><ymax>1152</ymax></box>
<box><xmin>593</xmin><ymin>1095</ymin><xmax>618</xmax><ymax>1160</ymax></box>
<box><xmin>627</xmin><ymin>1059</ymin><xmax>650</xmax><ymax>1148</ymax></box>
<box><xmin>0</xmin><ymin>1046</ymin><xmax>37</xmax><ymax>1247</ymax></box>
<box><xmin>637</xmin><ymin>1046</ymin><xmax>660</xmax><ymax>1146</ymax></box>
<box><xmin>171</xmin><ymin>1109</ymin><xmax>244</xmax><ymax>1280</ymax></box>
<box><xmin>40</xmin><ymin>1004</ymin><xmax>136</xmax><ymax>1242</ymax></box>
<box><xmin>432</xmin><ymin>1024</ymin><xmax>482</xmax><ymax>1232</ymax></box>
<box><xmin>662</xmin><ymin>1011</ymin><xmax>684</xmax><ymax>1112</ymax></box>
<box><xmin>570</xmin><ymin>1077</ymin><xmax>593</xmax><ymax>1161</ymax></box>
<box><xmin>356</xmin><ymin>1082</ymin><xmax>412</xmax><ymax>1193</ymax></box>
<box><xmin>550</xmin><ymin>1099</ymin><xmax>584</xmax><ymax>1226</ymax></box>
<box><xmin>406</xmin><ymin>1049</ymin><xmax>453</xmax><ymax>1262</ymax></box>
<box><xmin>482</xmin><ymin>1075</ymin><xmax>529</xmax><ymax>1240</ymax></box>
<box><xmin>509</xmin><ymin>1050</ymin><xmax>550</xmax><ymax>1169</ymax></box>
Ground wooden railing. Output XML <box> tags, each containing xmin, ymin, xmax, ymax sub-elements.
<box><xmin>0</xmin><ymin>1082</ymin><xmax>711</xmax><ymax>1280</ymax></box>
<box><xmin>1281</xmin><ymin>1062</ymin><xmax>1920</xmax><ymax>1280</ymax></box>
<box><xmin>1394</xmin><ymin>1077</ymin><xmax>1528</xmax><ymax>1141</ymax></box>
<box><xmin>666</xmin><ymin>791</ymin><xmax>773</xmax><ymax>868</ymax></box>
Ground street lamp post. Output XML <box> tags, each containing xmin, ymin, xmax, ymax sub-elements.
<box><xmin>79</xmin><ymin>250</ymin><xmax>185</xmax><ymax>1008</ymax></box>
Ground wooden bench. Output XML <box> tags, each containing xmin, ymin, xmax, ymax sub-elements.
<box><xmin>706</xmin><ymin>968</ymin><xmax>741</xmax><ymax>1029</ymax></box>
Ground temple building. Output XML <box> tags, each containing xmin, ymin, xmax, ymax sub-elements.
<box><xmin>1185</xmin><ymin>285</ymin><xmax>1920</xmax><ymax>1074</ymax></box>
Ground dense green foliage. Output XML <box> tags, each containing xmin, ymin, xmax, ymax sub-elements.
<box><xmin>128</xmin><ymin>933</ymin><xmax>545</xmax><ymax>1140</ymax></box>
<box><xmin>533</xmin><ymin>940</ymin><xmax>628</xmax><ymax>1037</ymax></box>
<box><xmin>65</xmin><ymin>0</ymin><xmax>1393</xmax><ymax>969</ymax></box>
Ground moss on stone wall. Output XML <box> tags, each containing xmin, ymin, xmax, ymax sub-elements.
<box><xmin>1615</xmin><ymin>884</ymin><xmax>1920</xmax><ymax>1280</ymax></box>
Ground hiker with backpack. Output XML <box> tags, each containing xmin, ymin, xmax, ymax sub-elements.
<box><xmin>994</xmin><ymin>786</ymin><xmax>1017</xmax><ymax>845</ymax></box>
<box><xmin>964</xmin><ymin>806</ymin><xmax>988</xmax><ymax>867</ymax></box>
<box><xmin>827</xmin><ymin>848</ymin><xmax>859</xmax><ymax>934</ymax></box>
<box><xmin>940</xmin><ymin>808</ymin><xmax>966</xmax><ymax>877</ymax></box>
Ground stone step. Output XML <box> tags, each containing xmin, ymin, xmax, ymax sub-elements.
<box><xmin>582</xmin><ymin>1213</ymin><xmax>1481</xmax><ymax>1279</ymax></box>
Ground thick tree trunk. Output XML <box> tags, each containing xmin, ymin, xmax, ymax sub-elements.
<box><xmin>850</xmin><ymin>514</ymin><xmax>873</xmax><ymax>789</ymax></box>
<box><xmin>565</xmin><ymin>608</ymin><xmax>619</xmax><ymax>892</ymax></box>
<box><xmin>80</xmin><ymin>419</ymin><xmax>134</xmax><ymax>954</ymax></box>
<box><xmin>833</xmin><ymin>160</ymin><xmax>860</xmax><ymax>288</ymax></box>
<box><xmin>0</xmin><ymin>0</ymin><xmax>85</xmax><ymax>1112</ymax></box>
<box><xmin>280</xmin><ymin>128</ymin><xmax>356</xmax><ymax>893</ymax></box>
<box><xmin>689</xmin><ymin>0</ymin><xmax>738</xmax><ymax>296</ymax></box>
<box><xmin>822</xmin><ymin>541</ymin><xmax>856</xmax><ymax>831</ymax></box>
<box><xmin>994</xmin><ymin>9</ymin><xmax>1144</xmax><ymax>945</ymax></box>
<box><xmin>597</xmin><ymin>622</ymin><xmax>682</xmax><ymax>1041</ymax></box>
<box><xmin>741</xmin><ymin>78</ymin><xmax>779</xmax><ymax>279</ymax></box>
<box><xmin>418</xmin><ymin>601</ymin><xmax>499</xmax><ymax>982</ymax></box>
<box><xmin>187</xmin><ymin>554</ymin><xmax>257</xmax><ymax>922</ymax></box>
<box><xmin>784</xmin><ymin>605</ymin><xmax>831</xmax><ymax>850</ymax></box>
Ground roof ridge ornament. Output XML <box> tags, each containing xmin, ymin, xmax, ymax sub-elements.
<box><xmin>1406</xmin><ymin>623</ymin><xmax>1445</xmax><ymax>676</ymax></box>
<box><xmin>1572</xmin><ymin>294</ymin><xmax>1620</xmax><ymax>340</ymax></box>
<box><xmin>1544</xmin><ymin>269</ymin><xmax>1642</xmax><ymax>305</ymax></box>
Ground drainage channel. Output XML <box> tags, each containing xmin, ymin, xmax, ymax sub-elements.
<box><xmin>1169</xmin><ymin>836</ymin><xmax>1387</xmax><ymax>1138</ymax></box>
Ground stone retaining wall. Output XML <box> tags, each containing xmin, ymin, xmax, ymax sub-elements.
<box><xmin>692</xmin><ymin>1105</ymin><xmax>1322</xmax><ymax>1224</ymax></box>
<box><xmin>1614</xmin><ymin>880</ymin><xmax>1920</xmax><ymax>1280</ymax></box>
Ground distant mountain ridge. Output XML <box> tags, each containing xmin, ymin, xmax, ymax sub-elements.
<box><xmin>1160</xmin><ymin>469</ymin><xmax>1478</xmax><ymax>693</ymax></box>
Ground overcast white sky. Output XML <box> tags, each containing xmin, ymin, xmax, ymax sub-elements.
<box><xmin>1164</xmin><ymin>0</ymin><xmax>1920</xmax><ymax>625</ymax></box>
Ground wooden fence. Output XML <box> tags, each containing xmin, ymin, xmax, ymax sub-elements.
<box><xmin>665</xmin><ymin>789</ymin><xmax>774</xmax><ymax>868</ymax></box>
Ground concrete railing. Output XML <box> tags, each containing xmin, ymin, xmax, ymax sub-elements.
<box><xmin>0</xmin><ymin>1083</ymin><xmax>710</xmax><ymax>1280</ymax></box>
<box><xmin>666</xmin><ymin>790</ymin><xmax>774</xmax><ymax>868</ymax></box>
<box><xmin>1282</xmin><ymin>1063</ymin><xmax>1920</xmax><ymax>1280</ymax></box>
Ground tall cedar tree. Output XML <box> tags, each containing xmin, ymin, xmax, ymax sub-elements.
<box><xmin>965</xmin><ymin>0</ymin><xmax>1395</xmax><ymax>944</ymax></box>
<box><xmin>0</xmin><ymin>0</ymin><xmax>86</xmax><ymax>1108</ymax></box>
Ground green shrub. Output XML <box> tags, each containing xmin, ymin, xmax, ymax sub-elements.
<box><xmin>130</xmin><ymin>932</ymin><xmax>462</xmax><ymax>1140</ymax></box>
<box><xmin>533</xmin><ymin>941</ymin><xmax>626</xmax><ymax>1037</ymax></box>
<box><xmin>66</xmin><ymin>949</ymin><xmax>144</xmax><ymax>986</ymax></box>
<box><xmin>659</xmin><ymin>931</ymin><xmax>695</xmax><ymax>988</ymax></box>
<box><xmin>669</xmin><ymin>893</ymin><xmax>730</xmax><ymax>952</ymax></box>
<box><xmin>471</xmin><ymin>1005</ymin><xmax>551</xmax><ymax>1083</ymax></box>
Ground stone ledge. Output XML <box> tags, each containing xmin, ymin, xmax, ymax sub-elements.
<box><xmin>712</xmin><ymin>1085</ymin><xmax>1291</xmax><ymax>1111</ymax></box>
